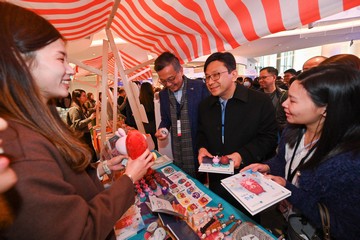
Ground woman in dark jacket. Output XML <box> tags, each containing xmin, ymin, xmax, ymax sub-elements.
<box><xmin>244</xmin><ymin>64</ymin><xmax>360</xmax><ymax>239</ymax></box>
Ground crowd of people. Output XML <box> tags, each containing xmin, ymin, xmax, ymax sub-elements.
<box><xmin>1</xmin><ymin>2</ymin><xmax>359</xmax><ymax>240</ymax></box>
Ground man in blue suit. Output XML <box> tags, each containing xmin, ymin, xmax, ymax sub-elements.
<box><xmin>154</xmin><ymin>52</ymin><xmax>209</xmax><ymax>180</ymax></box>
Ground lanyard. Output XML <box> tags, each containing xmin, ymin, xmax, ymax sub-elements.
<box><xmin>220</xmin><ymin>100</ymin><xmax>227</xmax><ymax>144</ymax></box>
<box><xmin>287</xmin><ymin>128</ymin><xmax>317</xmax><ymax>182</ymax></box>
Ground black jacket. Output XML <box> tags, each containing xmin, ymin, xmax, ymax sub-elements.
<box><xmin>197</xmin><ymin>84</ymin><xmax>278</xmax><ymax>213</ymax></box>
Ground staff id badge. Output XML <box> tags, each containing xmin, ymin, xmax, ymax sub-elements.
<box><xmin>177</xmin><ymin>120</ymin><xmax>182</xmax><ymax>136</ymax></box>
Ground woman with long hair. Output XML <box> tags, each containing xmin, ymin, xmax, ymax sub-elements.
<box><xmin>139</xmin><ymin>82</ymin><xmax>158</xmax><ymax>150</ymax></box>
<box><xmin>85</xmin><ymin>92</ymin><xmax>97</xmax><ymax>111</ymax></box>
<box><xmin>67</xmin><ymin>89</ymin><xmax>97</xmax><ymax>163</ymax></box>
<box><xmin>0</xmin><ymin>2</ymin><xmax>153</xmax><ymax>239</ymax></box>
<box><xmin>243</xmin><ymin>64</ymin><xmax>360</xmax><ymax>238</ymax></box>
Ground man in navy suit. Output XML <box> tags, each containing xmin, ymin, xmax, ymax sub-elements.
<box><xmin>154</xmin><ymin>52</ymin><xmax>209</xmax><ymax>180</ymax></box>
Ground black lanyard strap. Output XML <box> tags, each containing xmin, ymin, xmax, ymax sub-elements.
<box><xmin>287</xmin><ymin>128</ymin><xmax>317</xmax><ymax>182</ymax></box>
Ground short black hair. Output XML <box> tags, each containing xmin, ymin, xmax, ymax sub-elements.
<box><xmin>204</xmin><ymin>52</ymin><xmax>236</xmax><ymax>73</ymax></box>
<box><xmin>260</xmin><ymin>66</ymin><xmax>278</xmax><ymax>76</ymax></box>
<box><xmin>284</xmin><ymin>68</ymin><xmax>297</xmax><ymax>75</ymax></box>
<box><xmin>154</xmin><ymin>52</ymin><xmax>181</xmax><ymax>72</ymax></box>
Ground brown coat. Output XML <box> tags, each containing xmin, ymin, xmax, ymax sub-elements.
<box><xmin>0</xmin><ymin>122</ymin><xmax>135</xmax><ymax>240</ymax></box>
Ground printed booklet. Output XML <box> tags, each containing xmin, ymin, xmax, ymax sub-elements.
<box><xmin>198</xmin><ymin>156</ymin><xmax>234</xmax><ymax>174</ymax></box>
<box><xmin>221</xmin><ymin>169</ymin><xmax>291</xmax><ymax>215</ymax></box>
<box><xmin>115</xmin><ymin>205</ymin><xmax>145</xmax><ymax>239</ymax></box>
<box><xmin>148</xmin><ymin>195</ymin><xmax>185</xmax><ymax>218</ymax></box>
<box><xmin>158</xmin><ymin>213</ymin><xmax>200</xmax><ymax>240</ymax></box>
<box><xmin>151</xmin><ymin>154</ymin><xmax>173</xmax><ymax>170</ymax></box>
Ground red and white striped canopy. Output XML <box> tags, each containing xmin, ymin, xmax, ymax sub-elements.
<box><xmin>10</xmin><ymin>0</ymin><xmax>359</xmax><ymax>67</ymax></box>
<box><xmin>77</xmin><ymin>48</ymin><xmax>152</xmax><ymax>81</ymax></box>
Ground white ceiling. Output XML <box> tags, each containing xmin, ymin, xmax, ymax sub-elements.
<box><xmin>67</xmin><ymin>7</ymin><xmax>360</xmax><ymax>63</ymax></box>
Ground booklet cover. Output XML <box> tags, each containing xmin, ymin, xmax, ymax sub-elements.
<box><xmin>100</xmin><ymin>134</ymin><xmax>120</xmax><ymax>160</ymax></box>
<box><xmin>114</xmin><ymin>205</ymin><xmax>145</xmax><ymax>239</ymax></box>
<box><xmin>221</xmin><ymin>169</ymin><xmax>291</xmax><ymax>215</ymax></box>
<box><xmin>198</xmin><ymin>156</ymin><xmax>234</xmax><ymax>174</ymax></box>
<box><xmin>148</xmin><ymin>195</ymin><xmax>185</xmax><ymax>218</ymax></box>
<box><xmin>158</xmin><ymin>213</ymin><xmax>200</xmax><ymax>240</ymax></box>
<box><xmin>152</xmin><ymin>154</ymin><xmax>173</xmax><ymax>170</ymax></box>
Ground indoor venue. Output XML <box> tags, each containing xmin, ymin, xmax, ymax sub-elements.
<box><xmin>1</xmin><ymin>1</ymin><xmax>359</xmax><ymax>240</ymax></box>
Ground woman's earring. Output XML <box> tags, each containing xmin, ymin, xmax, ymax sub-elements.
<box><xmin>322</xmin><ymin>110</ymin><xmax>327</xmax><ymax>117</ymax></box>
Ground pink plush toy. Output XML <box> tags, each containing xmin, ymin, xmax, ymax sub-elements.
<box><xmin>114</xmin><ymin>128</ymin><xmax>128</xmax><ymax>155</ymax></box>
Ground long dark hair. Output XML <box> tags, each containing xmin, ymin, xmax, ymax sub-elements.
<box><xmin>139</xmin><ymin>82</ymin><xmax>155</xmax><ymax>113</ymax></box>
<box><xmin>320</xmin><ymin>54</ymin><xmax>360</xmax><ymax>70</ymax></box>
<box><xmin>0</xmin><ymin>2</ymin><xmax>91</xmax><ymax>171</ymax></box>
<box><xmin>72</xmin><ymin>89</ymin><xmax>88</xmax><ymax>112</ymax></box>
<box><xmin>298</xmin><ymin>64</ymin><xmax>360</xmax><ymax>169</ymax></box>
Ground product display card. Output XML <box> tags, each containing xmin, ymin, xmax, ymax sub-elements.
<box><xmin>221</xmin><ymin>169</ymin><xmax>291</xmax><ymax>215</ymax></box>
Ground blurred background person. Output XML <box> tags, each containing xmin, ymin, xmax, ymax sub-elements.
<box><xmin>251</xmin><ymin>77</ymin><xmax>261</xmax><ymax>90</ymax></box>
<box><xmin>55</xmin><ymin>91</ymin><xmax>72</xmax><ymax>109</ymax></box>
<box><xmin>236</xmin><ymin>76</ymin><xmax>243</xmax><ymax>84</ymax></box>
<box><xmin>259</xmin><ymin>67</ymin><xmax>288</xmax><ymax>133</ymax></box>
<box><xmin>243</xmin><ymin>77</ymin><xmax>253</xmax><ymax>88</ymax></box>
<box><xmin>84</xmin><ymin>92</ymin><xmax>97</xmax><ymax>113</ymax></box>
<box><xmin>139</xmin><ymin>82</ymin><xmax>158</xmax><ymax>150</ymax></box>
<box><xmin>283</xmin><ymin>68</ymin><xmax>297</xmax><ymax>89</ymax></box>
<box><xmin>125</xmin><ymin>81</ymin><xmax>141</xmax><ymax>128</ymax></box>
<box><xmin>302</xmin><ymin>56</ymin><xmax>327</xmax><ymax>71</ymax></box>
<box><xmin>55</xmin><ymin>91</ymin><xmax>72</xmax><ymax>122</ymax></box>
<box><xmin>117</xmin><ymin>87</ymin><xmax>127</xmax><ymax>117</ymax></box>
<box><xmin>67</xmin><ymin>89</ymin><xmax>97</xmax><ymax>162</ymax></box>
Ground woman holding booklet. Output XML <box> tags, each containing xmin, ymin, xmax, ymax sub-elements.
<box><xmin>243</xmin><ymin>64</ymin><xmax>360</xmax><ymax>239</ymax></box>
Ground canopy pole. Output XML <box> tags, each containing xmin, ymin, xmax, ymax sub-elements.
<box><xmin>106</xmin><ymin>29</ymin><xmax>146</xmax><ymax>134</ymax></box>
<box><xmin>124</xmin><ymin>59</ymin><xmax>154</xmax><ymax>75</ymax></box>
<box><xmin>106</xmin><ymin>0</ymin><xmax>121</xmax><ymax>29</ymax></box>
<box><xmin>100</xmin><ymin>39</ymin><xmax>109</xmax><ymax>156</ymax></box>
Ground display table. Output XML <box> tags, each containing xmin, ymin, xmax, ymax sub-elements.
<box><xmin>118</xmin><ymin>163</ymin><xmax>276</xmax><ymax>240</ymax></box>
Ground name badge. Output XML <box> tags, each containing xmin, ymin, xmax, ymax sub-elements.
<box><xmin>177</xmin><ymin>120</ymin><xmax>181</xmax><ymax>136</ymax></box>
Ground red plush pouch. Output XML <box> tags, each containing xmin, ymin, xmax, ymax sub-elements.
<box><xmin>126</xmin><ymin>130</ymin><xmax>148</xmax><ymax>160</ymax></box>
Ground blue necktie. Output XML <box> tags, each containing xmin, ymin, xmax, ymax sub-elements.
<box><xmin>220</xmin><ymin>100</ymin><xmax>226</xmax><ymax>143</ymax></box>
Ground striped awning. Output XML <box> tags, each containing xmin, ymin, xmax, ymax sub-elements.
<box><xmin>10</xmin><ymin>0</ymin><xmax>359</xmax><ymax>65</ymax></box>
<box><xmin>76</xmin><ymin>50</ymin><xmax>152</xmax><ymax>81</ymax></box>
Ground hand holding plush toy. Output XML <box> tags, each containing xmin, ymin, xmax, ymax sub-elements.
<box><xmin>126</xmin><ymin>129</ymin><xmax>149</xmax><ymax>160</ymax></box>
<box><xmin>115</xmin><ymin>128</ymin><xmax>156</xmax><ymax>161</ymax></box>
<box><xmin>114</xmin><ymin>128</ymin><xmax>127</xmax><ymax>156</ymax></box>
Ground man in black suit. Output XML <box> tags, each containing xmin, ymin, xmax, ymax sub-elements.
<box><xmin>197</xmin><ymin>52</ymin><xmax>278</xmax><ymax>221</ymax></box>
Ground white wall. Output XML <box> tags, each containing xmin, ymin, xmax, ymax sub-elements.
<box><xmin>256</xmin><ymin>40</ymin><xmax>360</xmax><ymax>74</ymax></box>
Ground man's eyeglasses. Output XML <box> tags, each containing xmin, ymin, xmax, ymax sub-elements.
<box><xmin>204</xmin><ymin>71</ymin><xmax>228</xmax><ymax>83</ymax></box>
<box><xmin>159</xmin><ymin>73</ymin><xmax>178</xmax><ymax>85</ymax></box>
<box><xmin>258</xmin><ymin>75</ymin><xmax>273</xmax><ymax>80</ymax></box>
